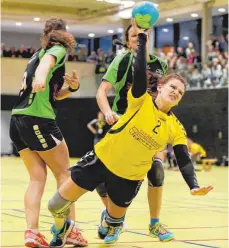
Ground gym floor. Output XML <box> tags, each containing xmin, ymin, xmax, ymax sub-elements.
<box><xmin>1</xmin><ymin>157</ymin><xmax>228</xmax><ymax>248</ymax></box>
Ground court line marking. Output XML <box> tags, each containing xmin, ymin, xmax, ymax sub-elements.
<box><xmin>2</xmin><ymin>225</ymin><xmax>227</xmax><ymax>232</ymax></box>
<box><xmin>1</xmin><ymin>239</ymin><xmax>227</xmax><ymax>248</ymax></box>
<box><xmin>183</xmin><ymin>241</ymin><xmax>222</xmax><ymax>248</ymax></box>
<box><xmin>10</xmin><ymin>209</ymin><xmax>97</xmax><ymax>224</ymax></box>
<box><xmin>125</xmin><ymin>230</ymin><xmax>226</xmax><ymax>247</ymax></box>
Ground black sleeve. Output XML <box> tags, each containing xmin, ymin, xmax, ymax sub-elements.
<box><xmin>173</xmin><ymin>144</ymin><xmax>199</xmax><ymax>190</ymax></box>
<box><xmin>131</xmin><ymin>33</ymin><xmax>147</xmax><ymax>98</ymax></box>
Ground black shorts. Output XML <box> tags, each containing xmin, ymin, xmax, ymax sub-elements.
<box><xmin>9</xmin><ymin>115</ymin><xmax>63</xmax><ymax>152</ymax></box>
<box><xmin>70</xmin><ymin>151</ymin><xmax>143</xmax><ymax>208</ymax></box>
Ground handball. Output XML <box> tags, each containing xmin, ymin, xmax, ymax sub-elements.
<box><xmin>132</xmin><ymin>1</ymin><xmax>159</xmax><ymax>29</ymax></box>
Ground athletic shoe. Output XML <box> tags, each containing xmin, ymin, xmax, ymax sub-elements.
<box><xmin>66</xmin><ymin>224</ymin><xmax>88</xmax><ymax>247</ymax></box>
<box><xmin>104</xmin><ymin>225</ymin><xmax>123</xmax><ymax>244</ymax></box>
<box><xmin>149</xmin><ymin>222</ymin><xmax>174</xmax><ymax>242</ymax></box>
<box><xmin>24</xmin><ymin>230</ymin><xmax>49</xmax><ymax>248</ymax></box>
<box><xmin>50</xmin><ymin>219</ymin><xmax>74</xmax><ymax>248</ymax></box>
<box><xmin>98</xmin><ymin>210</ymin><xmax>126</xmax><ymax>239</ymax></box>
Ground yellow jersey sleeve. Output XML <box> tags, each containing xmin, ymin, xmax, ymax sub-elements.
<box><xmin>127</xmin><ymin>88</ymin><xmax>149</xmax><ymax>111</ymax></box>
<box><xmin>170</xmin><ymin>118</ymin><xmax>187</xmax><ymax>147</ymax></box>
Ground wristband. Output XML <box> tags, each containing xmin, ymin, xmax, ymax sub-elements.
<box><xmin>68</xmin><ymin>86</ymin><xmax>79</xmax><ymax>92</ymax></box>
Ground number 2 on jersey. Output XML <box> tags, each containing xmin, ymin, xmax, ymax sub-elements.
<box><xmin>153</xmin><ymin>120</ymin><xmax>161</xmax><ymax>134</ymax></box>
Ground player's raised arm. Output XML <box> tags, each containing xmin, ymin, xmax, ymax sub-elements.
<box><xmin>131</xmin><ymin>19</ymin><xmax>148</xmax><ymax>98</ymax></box>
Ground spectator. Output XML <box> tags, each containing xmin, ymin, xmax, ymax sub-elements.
<box><xmin>87</xmin><ymin>51</ymin><xmax>98</xmax><ymax>63</ymax></box>
<box><xmin>186</xmin><ymin>42</ymin><xmax>195</xmax><ymax>57</ymax></box>
<box><xmin>1</xmin><ymin>43</ymin><xmax>12</xmax><ymax>57</ymax></box>
<box><xmin>105</xmin><ymin>49</ymin><xmax>115</xmax><ymax>64</ymax></box>
<box><xmin>201</xmin><ymin>64</ymin><xmax>212</xmax><ymax>88</ymax></box>
<box><xmin>17</xmin><ymin>45</ymin><xmax>27</xmax><ymax>58</ymax></box>
<box><xmin>211</xmin><ymin>61</ymin><xmax>223</xmax><ymax>86</ymax></box>
<box><xmin>77</xmin><ymin>46</ymin><xmax>87</xmax><ymax>62</ymax></box>
<box><xmin>193</xmin><ymin>51</ymin><xmax>202</xmax><ymax>71</ymax></box>
<box><xmin>206</xmin><ymin>34</ymin><xmax>219</xmax><ymax>50</ymax></box>
<box><xmin>177</xmin><ymin>47</ymin><xmax>186</xmax><ymax>58</ymax></box>
<box><xmin>218</xmin><ymin>35</ymin><xmax>227</xmax><ymax>53</ymax></box>
<box><xmin>176</xmin><ymin>56</ymin><xmax>188</xmax><ymax>72</ymax></box>
<box><xmin>156</xmin><ymin>48</ymin><xmax>166</xmax><ymax>59</ymax></box>
<box><xmin>95</xmin><ymin>49</ymin><xmax>107</xmax><ymax>86</ymax></box>
<box><xmin>207</xmin><ymin>46</ymin><xmax>217</xmax><ymax>62</ymax></box>
<box><xmin>189</xmin><ymin>68</ymin><xmax>202</xmax><ymax>88</ymax></box>
<box><xmin>68</xmin><ymin>51</ymin><xmax>78</xmax><ymax>61</ymax></box>
<box><xmin>217</xmin><ymin>63</ymin><xmax>228</xmax><ymax>88</ymax></box>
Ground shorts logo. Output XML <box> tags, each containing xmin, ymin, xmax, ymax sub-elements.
<box><xmin>33</xmin><ymin>125</ymin><xmax>48</xmax><ymax>148</ymax></box>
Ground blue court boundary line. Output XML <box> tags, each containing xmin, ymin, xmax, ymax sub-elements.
<box><xmin>125</xmin><ymin>230</ymin><xmax>223</xmax><ymax>248</ymax></box>
<box><xmin>183</xmin><ymin>241</ymin><xmax>221</xmax><ymax>248</ymax></box>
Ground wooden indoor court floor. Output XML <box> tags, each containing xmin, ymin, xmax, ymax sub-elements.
<box><xmin>1</xmin><ymin>157</ymin><xmax>228</xmax><ymax>248</ymax></box>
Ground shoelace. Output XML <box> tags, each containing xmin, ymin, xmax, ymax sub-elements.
<box><xmin>36</xmin><ymin>234</ymin><xmax>46</xmax><ymax>244</ymax></box>
<box><xmin>51</xmin><ymin>226</ymin><xmax>58</xmax><ymax>242</ymax></box>
<box><xmin>152</xmin><ymin>223</ymin><xmax>169</xmax><ymax>235</ymax></box>
<box><xmin>107</xmin><ymin>226</ymin><xmax>121</xmax><ymax>236</ymax></box>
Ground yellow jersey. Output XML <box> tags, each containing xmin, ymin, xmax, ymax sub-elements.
<box><xmin>189</xmin><ymin>143</ymin><xmax>206</xmax><ymax>157</ymax></box>
<box><xmin>95</xmin><ymin>90</ymin><xmax>187</xmax><ymax>180</ymax></box>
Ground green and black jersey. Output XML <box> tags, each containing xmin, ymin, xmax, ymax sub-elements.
<box><xmin>103</xmin><ymin>50</ymin><xmax>168</xmax><ymax>115</ymax></box>
<box><xmin>12</xmin><ymin>45</ymin><xmax>67</xmax><ymax>120</ymax></box>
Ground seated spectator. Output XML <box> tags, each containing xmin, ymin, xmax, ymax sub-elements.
<box><xmin>218</xmin><ymin>35</ymin><xmax>227</xmax><ymax>53</ymax></box>
<box><xmin>186</xmin><ymin>42</ymin><xmax>195</xmax><ymax>57</ymax></box>
<box><xmin>193</xmin><ymin>52</ymin><xmax>201</xmax><ymax>67</ymax></box>
<box><xmin>201</xmin><ymin>64</ymin><xmax>212</xmax><ymax>88</ymax></box>
<box><xmin>156</xmin><ymin>48</ymin><xmax>166</xmax><ymax>59</ymax></box>
<box><xmin>207</xmin><ymin>46</ymin><xmax>217</xmax><ymax>62</ymax></box>
<box><xmin>87</xmin><ymin>51</ymin><xmax>98</xmax><ymax>63</ymax></box>
<box><xmin>167</xmin><ymin>52</ymin><xmax>177</xmax><ymax>71</ymax></box>
<box><xmin>25</xmin><ymin>46</ymin><xmax>36</xmax><ymax>58</ymax></box>
<box><xmin>177</xmin><ymin>46</ymin><xmax>186</xmax><ymax>58</ymax></box>
<box><xmin>9</xmin><ymin>46</ymin><xmax>17</xmax><ymax>58</ymax></box>
<box><xmin>223</xmin><ymin>51</ymin><xmax>228</xmax><ymax>60</ymax></box>
<box><xmin>105</xmin><ymin>49</ymin><xmax>115</xmax><ymax>64</ymax></box>
<box><xmin>77</xmin><ymin>46</ymin><xmax>87</xmax><ymax>62</ymax></box>
<box><xmin>188</xmin><ymin>51</ymin><xmax>196</xmax><ymax>64</ymax></box>
<box><xmin>217</xmin><ymin>63</ymin><xmax>228</xmax><ymax>88</ymax></box>
<box><xmin>189</xmin><ymin>68</ymin><xmax>202</xmax><ymax>88</ymax></box>
<box><xmin>206</xmin><ymin>34</ymin><xmax>219</xmax><ymax>50</ymax></box>
<box><xmin>176</xmin><ymin>56</ymin><xmax>188</xmax><ymax>72</ymax></box>
<box><xmin>211</xmin><ymin>61</ymin><xmax>223</xmax><ymax>87</ymax></box>
<box><xmin>68</xmin><ymin>51</ymin><xmax>78</xmax><ymax>61</ymax></box>
<box><xmin>1</xmin><ymin>43</ymin><xmax>12</xmax><ymax>57</ymax></box>
<box><xmin>17</xmin><ymin>44</ymin><xmax>27</xmax><ymax>58</ymax></box>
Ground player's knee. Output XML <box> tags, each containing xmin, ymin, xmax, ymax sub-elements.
<box><xmin>48</xmin><ymin>191</ymin><xmax>72</xmax><ymax>218</ymax></box>
<box><xmin>96</xmin><ymin>183</ymin><xmax>108</xmax><ymax>198</ymax></box>
<box><xmin>147</xmin><ymin>159</ymin><xmax>164</xmax><ymax>187</ymax></box>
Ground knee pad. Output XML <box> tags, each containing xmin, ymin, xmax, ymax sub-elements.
<box><xmin>147</xmin><ymin>159</ymin><xmax>164</xmax><ymax>187</ymax></box>
<box><xmin>48</xmin><ymin>191</ymin><xmax>72</xmax><ymax>218</ymax></box>
<box><xmin>96</xmin><ymin>183</ymin><xmax>108</xmax><ymax>198</ymax></box>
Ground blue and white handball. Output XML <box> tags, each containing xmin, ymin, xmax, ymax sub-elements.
<box><xmin>132</xmin><ymin>1</ymin><xmax>159</xmax><ymax>29</ymax></box>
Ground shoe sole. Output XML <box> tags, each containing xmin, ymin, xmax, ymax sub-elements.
<box><xmin>25</xmin><ymin>238</ymin><xmax>49</xmax><ymax>248</ymax></box>
<box><xmin>104</xmin><ymin>239</ymin><xmax>119</xmax><ymax>244</ymax></box>
<box><xmin>50</xmin><ymin>220</ymin><xmax>74</xmax><ymax>248</ymax></box>
<box><xmin>149</xmin><ymin>233</ymin><xmax>174</xmax><ymax>242</ymax></box>
<box><xmin>66</xmin><ymin>237</ymin><xmax>88</xmax><ymax>247</ymax></box>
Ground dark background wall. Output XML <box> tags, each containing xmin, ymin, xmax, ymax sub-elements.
<box><xmin>1</xmin><ymin>88</ymin><xmax>228</xmax><ymax>158</ymax></box>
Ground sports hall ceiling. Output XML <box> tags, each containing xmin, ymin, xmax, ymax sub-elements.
<box><xmin>1</xmin><ymin>0</ymin><xmax>228</xmax><ymax>37</ymax></box>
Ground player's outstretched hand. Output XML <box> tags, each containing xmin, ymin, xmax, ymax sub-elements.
<box><xmin>64</xmin><ymin>70</ymin><xmax>80</xmax><ymax>90</ymax></box>
<box><xmin>105</xmin><ymin>111</ymin><xmax>119</xmax><ymax>125</ymax></box>
<box><xmin>190</xmin><ymin>185</ymin><xmax>214</xmax><ymax>196</ymax></box>
<box><xmin>131</xmin><ymin>18</ymin><xmax>149</xmax><ymax>36</ymax></box>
